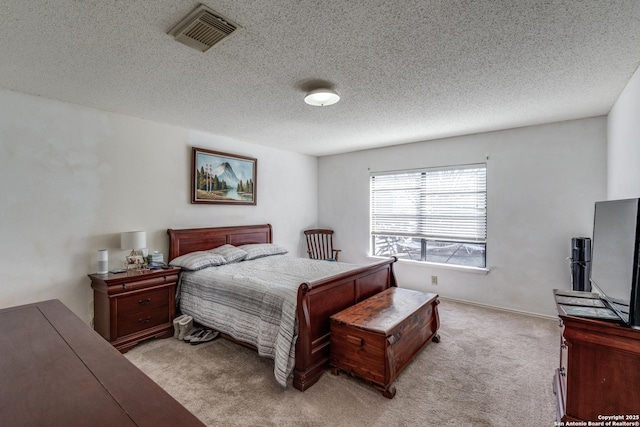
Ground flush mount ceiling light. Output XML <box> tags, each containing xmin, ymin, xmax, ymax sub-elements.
<box><xmin>304</xmin><ymin>88</ymin><xmax>340</xmax><ymax>106</ymax></box>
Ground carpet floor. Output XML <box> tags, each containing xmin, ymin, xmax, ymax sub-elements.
<box><xmin>125</xmin><ymin>299</ymin><xmax>559</xmax><ymax>426</ymax></box>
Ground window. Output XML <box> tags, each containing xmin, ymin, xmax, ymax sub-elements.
<box><xmin>370</xmin><ymin>164</ymin><xmax>487</xmax><ymax>268</ymax></box>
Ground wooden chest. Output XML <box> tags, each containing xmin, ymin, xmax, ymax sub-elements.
<box><xmin>330</xmin><ymin>287</ymin><xmax>440</xmax><ymax>398</ymax></box>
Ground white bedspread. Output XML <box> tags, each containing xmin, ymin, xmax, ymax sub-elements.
<box><xmin>178</xmin><ymin>255</ymin><xmax>359</xmax><ymax>387</ymax></box>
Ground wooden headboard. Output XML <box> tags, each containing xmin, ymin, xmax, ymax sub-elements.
<box><xmin>167</xmin><ymin>224</ymin><xmax>273</xmax><ymax>261</ymax></box>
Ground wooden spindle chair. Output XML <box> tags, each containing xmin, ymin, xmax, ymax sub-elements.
<box><xmin>304</xmin><ymin>229</ymin><xmax>341</xmax><ymax>261</ymax></box>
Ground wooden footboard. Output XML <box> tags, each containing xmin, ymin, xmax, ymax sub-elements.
<box><xmin>293</xmin><ymin>257</ymin><xmax>397</xmax><ymax>391</ymax></box>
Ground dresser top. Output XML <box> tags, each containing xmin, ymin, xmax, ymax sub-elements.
<box><xmin>0</xmin><ymin>299</ymin><xmax>204</xmax><ymax>427</ymax></box>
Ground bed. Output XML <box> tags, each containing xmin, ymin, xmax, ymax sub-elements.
<box><xmin>167</xmin><ymin>224</ymin><xmax>397</xmax><ymax>391</ymax></box>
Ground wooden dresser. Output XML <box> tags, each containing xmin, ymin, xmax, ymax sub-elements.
<box><xmin>0</xmin><ymin>299</ymin><xmax>205</xmax><ymax>427</ymax></box>
<box><xmin>553</xmin><ymin>290</ymin><xmax>640</xmax><ymax>422</ymax></box>
<box><xmin>89</xmin><ymin>267</ymin><xmax>180</xmax><ymax>352</ymax></box>
<box><xmin>330</xmin><ymin>287</ymin><xmax>440</xmax><ymax>398</ymax></box>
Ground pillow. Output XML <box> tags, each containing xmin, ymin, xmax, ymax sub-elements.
<box><xmin>239</xmin><ymin>243</ymin><xmax>289</xmax><ymax>260</ymax></box>
<box><xmin>210</xmin><ymin>244</ymin><xmax>248</xmax><ymax>263</ymax></box>
<box><xmin>169</xmin><ymin>251</ymin><xmax>226</xmax><ymax>271</ymax></box>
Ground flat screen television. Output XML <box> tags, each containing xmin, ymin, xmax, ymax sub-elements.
<box><xmin>590</xmin><ymin>198</ymin><xmax>640</xmax><ymax>329</ymax></box>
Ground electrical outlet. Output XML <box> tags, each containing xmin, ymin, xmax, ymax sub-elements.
<box><xmin>431</xmin><ymin>275</ymin><xmax>438</xmax><ymax>285</ymax></box>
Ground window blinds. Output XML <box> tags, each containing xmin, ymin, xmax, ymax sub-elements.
<box><xmin>370</xmin><ymin>164</ymin><xmax>487</xmax><ymax>242</ymax></box>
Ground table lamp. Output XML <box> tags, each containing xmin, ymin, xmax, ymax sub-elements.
<box><xmin>121</xmin><ymin>231</ymin><xmax>146</xmax><ymax>269</ymax></box>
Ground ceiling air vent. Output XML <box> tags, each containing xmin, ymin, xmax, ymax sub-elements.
<box><xmin>169</xmin><ymin>4</ymin><xmax>238</xmax><ymax>52</ymax></box>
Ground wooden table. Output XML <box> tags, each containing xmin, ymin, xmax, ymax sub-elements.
<box><xmin>330</xmin><ymin>287</ymin><xmax>440</xmax><ymax>398</ymax></box>
<box><xmin>0</xmin><ymin>299</ymin><xmax>205</xmax><ymax>427</ymax></box>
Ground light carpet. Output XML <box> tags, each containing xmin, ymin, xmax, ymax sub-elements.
<box><xmin>125</xmin><ymin>299</ymin><xmax>559</xmax><ymax>426</ymax></box>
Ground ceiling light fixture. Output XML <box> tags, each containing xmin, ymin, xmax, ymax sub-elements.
<box><xmin>304</xmin><ymin>88</ymin><xmax>340</xmax><ymax>107</ymax></box>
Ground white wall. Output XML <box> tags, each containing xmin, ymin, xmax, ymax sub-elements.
<box><xmin>318</xmin><ymin>118</ymin><xmax>607</xmax><ymax>316</ymax></box>
<box><xmin>608</xmin><ymin>65</ymin><xmax>640</xmax><ymax>199</ymax></box>
<box><xmin>0</xmin><ymin>87</ymin><xmax>614</xmax><ymax>321</ymax></box>
<box><xmin>0</xmin><ymin>89</ymin><xmax>318</xmax><ymax>322</ymax></box>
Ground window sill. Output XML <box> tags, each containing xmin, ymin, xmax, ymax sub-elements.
<box><xmin>368</xmin><ymin>256</ymin><xmax>490</xmax><ymax>275</ymax></box>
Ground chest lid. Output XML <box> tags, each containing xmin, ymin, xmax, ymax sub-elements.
<box><xmin>330</xmin><ymin>287</ymin><xmax>438</xmax><ymax>334</ymax></box>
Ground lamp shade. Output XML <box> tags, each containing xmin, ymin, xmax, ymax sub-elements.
<box><xmin>120</xmin><ymin>231</ymin><xmax>146</xmax><ymax>250</ymax></box>
<box><xmin>304</xmin><ymin>88</ymin><xmax>340</xmax><ymax>106</ymax></box>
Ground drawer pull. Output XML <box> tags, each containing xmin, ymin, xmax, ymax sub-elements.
<box><xmin>138</xmin><ymin>298</ymin><xmax>151</xmax><ymax>306</ymax></box>
<box><xmin>139</xmin><ymin>316</ymin><xmax>151</xmax><ymax>324</ymax></box>
<box><xmin>346</xmin><ymin>335</ymin><xmax>363</xmax><ymax>346</ymax></box>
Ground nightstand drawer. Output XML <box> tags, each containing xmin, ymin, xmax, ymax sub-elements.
<box><xmin>108</xmin><ymin>274</ymin><xmax>179</xmax><ymax>294</ymax></box>
<box><xmin>118</xmin><ymin>306</ymin><xmax>170</xmax><ymax>337</ymax></box>
<box><xmin>117</xmin><ymin>287</ymin><xmax>170</xmax><ymax>316</ymax></box>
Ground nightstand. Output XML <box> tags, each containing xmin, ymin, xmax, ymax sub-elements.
<box><xmin>88</xmin><ymin>267</ymin><xmax>180</xmax><ymax>353</ymax></box>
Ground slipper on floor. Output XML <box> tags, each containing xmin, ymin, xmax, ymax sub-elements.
<box><xmin>177</xmin><ymin>315</ymin><xmax>193</xmax><ymax>340</ymax></box>
<box><xmin>190</xmin><ymin>329</ymin><xmax>219</xmax><ymax>345</ymax></box>
<box><xmin>172</xmin><ymin>314</ymin><xmax>189</xmax><ymax>339</ymax></box>
<box><xmin>185</xmin><ymin>328</ymin><xmax>207</xmax><ymax>343</ymax></box>
<box><xmin>182</xmin><ymin>327</ymin><xmax>204</xmax><ymax>342</ymax></box>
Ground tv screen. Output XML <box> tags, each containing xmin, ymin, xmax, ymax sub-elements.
<box><xmin>590</xmin><ymin>198</ymin><xmax>640</xmax><ymax>327</ymax></box>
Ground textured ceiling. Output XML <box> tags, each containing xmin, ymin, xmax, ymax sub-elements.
<box><xmin>1</xmin><ymin>1</ymin><xmax>640</xmax><ymax>156</ymax></box>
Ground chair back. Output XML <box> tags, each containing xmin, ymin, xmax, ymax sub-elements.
<box><xmin>304</xmin><ymin>229</ymin><xmax>340</xmax><ymax>261</ymax></box>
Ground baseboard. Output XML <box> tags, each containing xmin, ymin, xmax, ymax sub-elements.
<box><xmin>438</xmin><ymin>295</ymin><xmax>557</xmax><ymax>320</ymax></box>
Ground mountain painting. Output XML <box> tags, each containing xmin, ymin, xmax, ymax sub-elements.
<box><xmin>192</xmin><ymin>147</ymin><xmax>257</xmax><ymax>205</ymax></box>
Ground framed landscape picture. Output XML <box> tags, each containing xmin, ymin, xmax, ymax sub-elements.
<box><xmin>191</xmin><ymin>147</ymin><xmax>257</xmax><ymax>205</ymax></box>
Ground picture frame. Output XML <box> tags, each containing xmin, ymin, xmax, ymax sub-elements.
<box><xmin>191</xmin><ymin>147</ymin><xmax>257</xmax><ymax>205</ymax></box>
